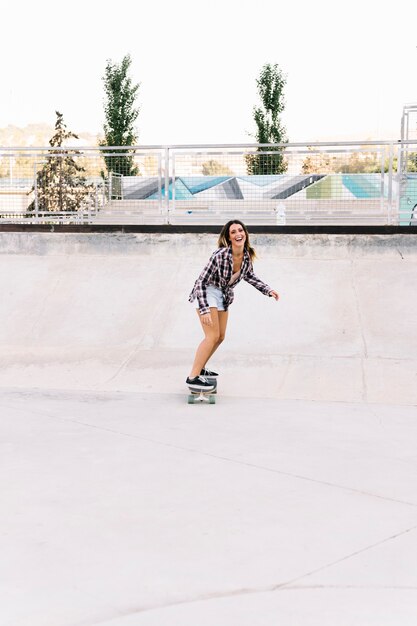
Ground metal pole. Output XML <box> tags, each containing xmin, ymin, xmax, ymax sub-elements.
<box><xmin>157</xmin><ymin>153</ymin><xmax>162</xmax><ymax>215</ymax></box>
<box><xmin>400</xmin><ymin>107</ymin><xmax>406</xmax><ymax>142</ymax></box>
<box><xmin>172</xmin><ymin>151</ymin><xmax>176</xmax><ymax>222</ymax></box>
<box><xmin>387</xmin><ymin>144</ymin><xmax>394</xmax><ymax>224</ymax></box>
<box><xmin>34</xmin><ymin>161</ymin><xmax>39</xmax><ymax>220</ymax></box>
<box><xmin>164</xmin><ymin>147</ymin><xmax>170</xmax><ymax>224</ymax></box>
<box><xmin>380</xmin><ymin>147</ymin><xmax>385</xmax><ymax>222</ymax></box>
<box><xmin>396</xmin><ymin>143</ymin><xmax>403</xmax><ymax>224</ymax></box>
<box><xmin>403</xmin><ymin>112</ymin><xmax>409</xmax><ymax>176</ymax></box>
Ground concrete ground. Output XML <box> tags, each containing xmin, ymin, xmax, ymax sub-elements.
<box><xmin>1</xmin><ymin>232</ymin><xmax>416</xmax><ymax>625</ymax></box>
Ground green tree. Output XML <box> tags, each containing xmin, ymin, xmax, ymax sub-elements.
<box><xmin>407</xmin><ymin>153</ymin><xmax>417</xmax><ymax>172</ymax></box>
<box><xmin>28</xmin><ymin>112</ymin><xmax>93</xmax><ymax>213</ymax></box>
<box><xmin>246</xmin><ymin>63</ymin><xmax>288</xmax><ymax>175</ymax></box>
<box><xmin>100</xmin><ymin>54</ymin><xmax>140</xmax><ymax>176</ymax></box>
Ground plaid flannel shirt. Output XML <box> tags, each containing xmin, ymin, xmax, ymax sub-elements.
<box><xmin>189</xmin><ymin>246</ymin><xmax>272</xmax><ymax>315</ymax></box>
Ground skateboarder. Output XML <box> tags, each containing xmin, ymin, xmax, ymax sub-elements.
<box><xmin>187</xmin><ymin>219</ymin><xmax>279</xmax><ymax>391</ymax></box>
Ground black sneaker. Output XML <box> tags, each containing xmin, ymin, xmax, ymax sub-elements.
<box><xmin>186</xmin><ymin>376</ymin><xmax>216</xmax><ymax>392</ymax></box>
<box><xmin>200</xmin><ymin>367</ymin><xmax>219</xmax><ymax>377</ymax></box>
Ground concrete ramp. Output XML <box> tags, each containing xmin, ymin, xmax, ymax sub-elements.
<box><xmin>0</xmin><ymin>231</ymin><xmax>416</xmax><ymax>405</ymax></box>
<box><xmin>2</xmin><ymin>231</ymin><xmax>417</xmax><ymax>626</ymax></box>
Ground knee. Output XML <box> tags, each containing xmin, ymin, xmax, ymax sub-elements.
<box><xmin>206</xmin><ymin>332</ymin><xmax>221</xmax><ymax>347</ymax></box>
<box><xmin>205</xmin><ymin>330</ymin><xmax>225</xmax><ymax>346</ymax></box>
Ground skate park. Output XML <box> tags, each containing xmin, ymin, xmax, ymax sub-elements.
<box><xmin>1</xmin><ymin>226</ymin><xmax>417</xmax><ymax>626</ymax></box>
<box><xmin>3</xmin><ymin>0</ymin><xmax>417</xmax><ymax>617</ymax></box>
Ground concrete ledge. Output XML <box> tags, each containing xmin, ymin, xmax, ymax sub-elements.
<box><xmin>0</xmin><ymin>224</ymin><xmax>416</xmax><ymax>234</ymax></box>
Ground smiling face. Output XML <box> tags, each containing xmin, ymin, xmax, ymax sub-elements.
<box><xmin>217</xmin><ymin>220</ymin><xmax>253</xmax><ymax>256</ymax></box>
<box><xmin>228</xmin><ymin>222</ymin><xmax>247</xmax><ymax>251</ymax></box>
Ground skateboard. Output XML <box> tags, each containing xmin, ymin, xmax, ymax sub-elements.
<box><xmin>187</xmin><ymin>378</ymin><xmax>217</xmax><ymax>404</ymax></box>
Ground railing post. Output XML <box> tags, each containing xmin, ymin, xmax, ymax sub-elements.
<box><xmin>387</xmin><ymin>143</ymin><xmax>394</xmax><ymax>225</ymax></box>
<box><xmin>379</xmin><ymin>146</ymin><xmax>385</xmax><ymax>222</ymax></box>
<box><xmin>397</xmin><ymin>142</ymin><xmax>403</xmax><ymax>225</ymax></box>
<box><xmin>34</xmin><ymin>160</ymin><xmax>39</xmax><ymax>221</ymax></box>
<box><xmin>172</xmin><ymin>150</ymin><xmax>176</xmax><ymax>221</ymax></box>
<box><xmin>164</xmin><ymin>147</ymin><xmax>170</xmax><ymax>224</ymax></box>
<box><xmin>157</xmin><ymin>152</ymin><xmax>162</xmax><ymax>216</ymax></box>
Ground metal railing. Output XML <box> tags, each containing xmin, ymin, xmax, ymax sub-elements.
<box><xmin>0</xmin><ymin>141</ymin><xmax>416</xmax><ymax>225</ymax></box>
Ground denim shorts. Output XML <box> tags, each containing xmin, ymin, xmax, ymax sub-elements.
<box><xmin>195</xmin><ymin>285</ymin><xmax>226</xmax><ymax>311</ymax></box>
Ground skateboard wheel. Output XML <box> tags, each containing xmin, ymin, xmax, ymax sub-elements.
<box><xmin>187</xmin><ymin>395</ymin><xmax>195</xmax><ymax>404</ymax></box>
<box><xmin>209</xmin><ymin>395</ymin><xmax>216</xmax><ymax>404</ymax></box>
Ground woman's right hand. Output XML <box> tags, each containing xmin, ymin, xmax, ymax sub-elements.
<box><xmin>201</xmin><ymin>312</ymin><xmax>213</xmax><ymax>326</ymax></box>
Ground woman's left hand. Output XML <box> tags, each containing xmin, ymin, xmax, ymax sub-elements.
<box><xmin>269</xmin><ymin>290</ymin><xmax>279</xmax><ymax>301</ymax></box>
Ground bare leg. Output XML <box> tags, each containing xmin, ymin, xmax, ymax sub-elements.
<box><xmin>203</xmin><ymin>309</ymin><xmax>228</xmax><ymax>366</ymax></box>
<box><xmin>189</xmin><ymin>308</ymin><xmax>228</xmax><ymax>378</ymax></box>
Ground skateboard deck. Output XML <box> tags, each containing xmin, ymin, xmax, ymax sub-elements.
<box><xmin>187</xmin><ymin>377</ymin><xmax>217</xmax><ymax>404</ymax></box>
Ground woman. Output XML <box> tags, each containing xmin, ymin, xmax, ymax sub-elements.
<box><xmin>187</xmin><ymin>219</ymin><xmax>279</xmax><ymax>391</ymax></box>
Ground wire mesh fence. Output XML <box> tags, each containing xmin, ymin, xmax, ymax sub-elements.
<box><xmin>0</xmin><ymin>141</ymin><xmax>416</xmax><ymax>225</ymax></box>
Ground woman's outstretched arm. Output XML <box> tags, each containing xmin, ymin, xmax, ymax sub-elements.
<box><xmin>244</xmin><ymin>265</ymin><xmax>278</xmax><ymax>299</ymax></box>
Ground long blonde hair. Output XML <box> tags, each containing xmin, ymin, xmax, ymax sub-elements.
<box><xmin>217</xmin><ymin>220</ymin><xmax>257</xmax><ymax>262</ymax></box>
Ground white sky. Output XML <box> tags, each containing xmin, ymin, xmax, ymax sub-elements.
<box><xmin>1</xmin><ymin>0</ymin><xmax>416</xmax><ymax>145</ymax></box>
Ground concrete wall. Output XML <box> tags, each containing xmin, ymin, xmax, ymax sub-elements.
<box><xmin>0</xmin><ymin>232</ymin><xmax>416</xmax><ymax>405</ymax></box>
